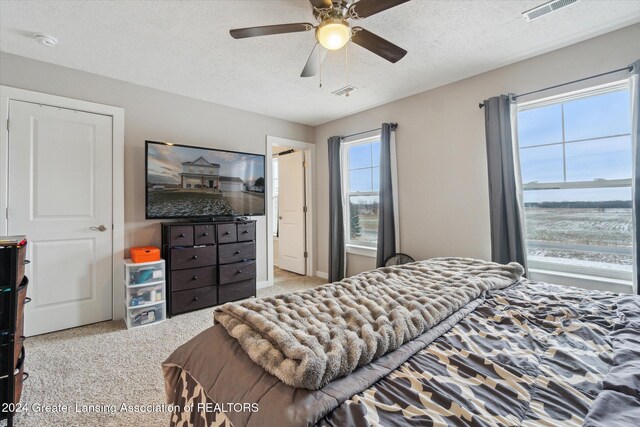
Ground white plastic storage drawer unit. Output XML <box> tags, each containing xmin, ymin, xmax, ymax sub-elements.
<box><xmin>123</xmin><ymin>259</ymin><xmax>167</xmax><ymax>329</ymax></box>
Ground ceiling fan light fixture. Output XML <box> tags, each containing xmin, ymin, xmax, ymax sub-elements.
<box><xmin>316</xmin><ymin>19</ymin><xmax>351</xmax><ymax>50</ymax></box>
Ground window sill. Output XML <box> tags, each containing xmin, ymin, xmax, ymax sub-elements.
<box><xmin>528</xmin><ymin>259</ymin><xmax>632</xmax><ymax>282</ymax></box>
<box><xmin>346</xmin><ymin>244</ymin><xmax>377</xmax><ymax>258</ymax></box>
<box><xmin>528</xmin><ymin>267</ymin><xmax>634</xmax><ymax>294</ymax></box>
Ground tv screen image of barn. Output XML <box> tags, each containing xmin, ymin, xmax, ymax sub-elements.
<box><xmin>146</xmin><ymin>142</ymin><xmax>265</xmax><ymax>218</ymax></box>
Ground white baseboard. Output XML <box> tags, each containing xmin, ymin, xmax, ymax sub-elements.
<box><xmin>315</xmin><ymin>271</ymin><xmax>328</xmax><ymax>280</ymax></box>
<box><xmin>257</xmin><ymin>280</ymin><xmax>272</xmax><ymax>289</ymax></box>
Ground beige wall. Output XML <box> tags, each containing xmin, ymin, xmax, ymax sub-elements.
<box><xmin>0</xmin><ymin>52</ymin><xmax>314</xmax><ymax>283</ymax></box>
<box><xmin>314</xmin><ymin>23</ymin><xmax>640</xmax><ymax>276</ymax></box>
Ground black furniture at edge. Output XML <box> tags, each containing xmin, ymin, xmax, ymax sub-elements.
<box><xmin>0</xmin><ymin>236</ymin><xmax>30</xmax><ymax>427</ymax></box>
<box><xmin>162</xmin><ymin>220</ymin><xmax>257</xmax><ymax>317</ymax></box>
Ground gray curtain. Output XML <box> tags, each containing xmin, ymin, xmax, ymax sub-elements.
<box><xmin>376</xmin><ymin>123</ymin><xmax>397</xmax><ymax>267</ymax></box>
<box><xmin>630</xmin><ymin>60</ymin><xmax>640</xmax><ymax>294</ymax></box>
<box><xmin>328</xmin><ymin>136</ymin><xmax>345</xmax><ymax>282</ymax></box>
<box><xmin>484</xmin><ymin>95</ymin><xmax>528</xmax><ymax>272</ymax></box>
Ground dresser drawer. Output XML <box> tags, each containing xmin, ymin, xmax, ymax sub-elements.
<box><xmin>169</xmin><ymin>226</ymin><xmax>194</xmax><ymax>247</ymax></box>
<box><xmin>171</xmin><ymin>246</ymin><xmax>217</xmax><ymax>270</ymax></box>
<box><xmin>218</xmin><ymin>242</ymin><xmax>256</xmax><ymax>265</ymax></box>
<box><xmin>219</xmin><ymin>260</ymin><xmax>256</xmax><ymax>284</ymax></box>
<box><xmin>219</xmin><ymin>279</ymin><xmax>256</xmax><ymax>304</ymax></box>
<box><xmin>0</xmin><ymin>327</ymin><xmax>24</xmax><ymax>376</ymax></box>
<box><xmin>0</xmin><ymin>347</ymin><xmax>26</xmax><ymax>405</ymax></box>
<box><xmin>237</xmin><ymin>222</ymin><xmax>255</xmax><ymax>242</ymax></box>
<box><xmin>0</xmin><ymin>243</ymin><xmax>26</xmax><ymax>287</ymax></box>
<box><xmin>171</xmin><ymin>266</ymin><xmax>217</xmax><ymax>292</ymax></box>
<box><xmin>194</xmin><ymin>225</ymin><xmax>216</xmax><ymax>245</ymax></box>
<box><xmin>0</xmin><ymin>277</ymin><xmax>28</xmax><ymax>331</ymax></box>
<box><xmin>217</xmin><ymin>223</ymin><xmax>237</xmax><ymax>244</ymax></box>
<box><xmin>172</xmin><ymin>286</ymin><xmax>217</xmax><ymax>314</ymax></box>
<box><xmin>0</xmin><ymin>321</ymin><xmax>24</xmax><ymax>376</ymax></box>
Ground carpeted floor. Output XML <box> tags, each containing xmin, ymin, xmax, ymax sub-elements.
<box><xmin>12</xmin><ymin>273</ymin><xmax>325</xmax><ymax>427</ymax></box>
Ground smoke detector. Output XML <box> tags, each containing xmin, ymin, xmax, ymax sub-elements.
<box><xmin>34</xmin><ymin>34</ymin><xmax>58</xmax><ymax>47</ymax></box>
<box><xmin>523</xmin><ymin>0</ymin><xmax>579</xmax><ymax>21</ymax></box>
<box><xmin>332</xmin><ymin>85</ymin><xmax>357</xmax><ymax>97</ymax></box>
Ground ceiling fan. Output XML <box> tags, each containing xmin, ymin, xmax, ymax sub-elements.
<box><xmin>230</xmin><ymin>0</ymin><xmax>410</xmax><ymax>78</ymax></box>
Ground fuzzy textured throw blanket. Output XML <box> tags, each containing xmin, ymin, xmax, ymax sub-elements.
<box><xmin>214</xmin><ymin>257</ymin><xmax>523</xmax><ymax>390</ymax></box>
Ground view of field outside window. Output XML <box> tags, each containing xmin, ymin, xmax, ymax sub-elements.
<box><xmin>518</xmin><ymin>87</ymin><xmax>632</xmax><ymax>274</ymax></box>
<box><xmin>346</xmin><ymin>139</ymin><xmax>381</xmax><ymax>246</ymax></box>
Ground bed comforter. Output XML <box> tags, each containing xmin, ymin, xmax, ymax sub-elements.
<box><xmin>163</xmin><ymin>261</ymin><xmax>640</xmax><ymax>427</ymax></box>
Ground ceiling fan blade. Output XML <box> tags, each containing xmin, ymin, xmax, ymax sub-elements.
<box><xmin>309</xmin><ymin>0</ymin><xmax>333</xmax><ymax>8</ymax></box>
<box><xmin>351</xmin><ymin>27</ymin><xmax>407</xmax><ymax>63</ymax></box>
<box><xmin>349</xmin><ymin>0</ymin><xmax>411</xmax><ymax>19</ymax></box>
<box><xmin>301</xmin><ymin>43</ymin><xmax>328</xmax><ymax>77</ymax></box>
<box><xmin>230</xmin><ymin>23</ymin><xmax>314</xmax><ymax>39</ymax></box>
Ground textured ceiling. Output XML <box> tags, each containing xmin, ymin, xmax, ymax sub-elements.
<box><xmin>1</xmin><ymin>0</ymin><xmax>639</xmax><ymax>126</ymax></box>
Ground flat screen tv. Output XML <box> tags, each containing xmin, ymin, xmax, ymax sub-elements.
<box><xmin>145</xmin><ymin>141</ymin><xmax>265</xmax><ymax>219</ymax></box>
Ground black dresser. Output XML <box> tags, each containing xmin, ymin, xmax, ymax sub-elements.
<box><xmin>0</xmin><ymin>236</ymin><xmax>29</xmax><ymax>427</ymax></box>
<box><xmin>162</xmin><ymin>220</ymin><xmax>257</xmax><ymax>317</ymax></box>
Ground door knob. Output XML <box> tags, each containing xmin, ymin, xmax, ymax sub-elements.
<box><xmin>90</xmin><ymin>225</ymin><xmax>108</xmax><ymax>232</ymax></box>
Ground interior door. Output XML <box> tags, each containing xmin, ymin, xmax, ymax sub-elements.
<box><xmin>8</xmin><ymin>100</ymin><xmax>113</xmax><ymax>336</ymax></box>
<box><xmin>278</xmin><ymin>151</ymin><xmax>306</xmax><ymax>275</ymax></box>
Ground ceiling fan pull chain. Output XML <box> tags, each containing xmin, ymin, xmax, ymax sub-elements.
<box><xmin>319</xmin><ymin>46</ymin><xmax>323</xmax><ymax>88</ymax></box>
<box><xmin>345</xmin><ymin>43</ymin><xmax>349</xmax><ymax>97</ymax></box>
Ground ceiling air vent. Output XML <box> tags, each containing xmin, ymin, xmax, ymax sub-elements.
<box><xmin>522</xmin><ymin>0</ymin><xmax>579</xmax><ymax>21</ymax></box>
<box><xmin>332</xmin><ymin>85</ymin><xmax>357</xmax><ymax>97</ymax></box>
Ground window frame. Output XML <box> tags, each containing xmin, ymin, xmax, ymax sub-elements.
<box><xmin>516</xmin><ymin>80</ymin><xmax>633</xmax><ymax>281</ymax></box>
<box><xmin>342</xmin><ymin>134</ymin><xmax>381</xmax><ymax>254</ymax></box>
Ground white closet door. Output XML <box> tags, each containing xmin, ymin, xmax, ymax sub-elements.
<box><xmin>8</xmin><ymin>100</ymin><xmax>113</xmax><ymax>336</ymax></box>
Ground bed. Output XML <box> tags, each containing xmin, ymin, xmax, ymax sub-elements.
<box><xmin>162</xmin><ymin>258</ymin><xmax>640</xmax><ymax>427</ymax></box>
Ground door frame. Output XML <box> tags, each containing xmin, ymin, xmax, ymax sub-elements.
<box><xmin>265</xmin><ymin>135</ymin><xmax>315</xmax><ymax>286</ymax></box>
<box><xmin>0</xmin><ymin>85</ymin><xmax>126</xmax><ymax>321</ymax></box>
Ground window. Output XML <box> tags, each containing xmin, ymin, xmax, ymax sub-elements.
<box><xmin>272</xmin><ymin>157</ymin><xmax>279</xmax><ymax>236</ymax></box>
<box><xmin>343</xmin><ymin>136</ymin><xmax>381</xmax><ymax>248</ymax></box>
<box><xmin>517</xmin><ymin>83</ymin><xmax>632</xmax><ymax>279</ymax></box>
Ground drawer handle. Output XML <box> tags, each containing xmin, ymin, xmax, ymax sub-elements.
<box><xmin>192</xmin><ymin>255</ymin><xmax>198</xmax><ymax>260</ymax></box>
<box><xmin>179</xmin><ymin>233</ymin><xmax>185</xmax><ymax>238</ymax></box>
<box><xmin>224</xmin><ymin>231</ymin><xmax>230</xmax><ymax>235</ymax></box>
<box><xmin>24</xmin><ymin>297</ymin><xmax>32</xmax><ymax>304</ymax></box>
<box><xmin>192</xmin><ymin>276</ymin><xmax>198</xmax><ymax>280</ymax></box>
<box><xmin>202</xmin><ymin>232</ymin><xmax>208</xmax><ymax>236</ymax></box>
<box><xmin>243</xmin><ymin>230</ymin><xmax>249</xmax><ymax>234</ymax></box>
<box><xmin>193</xmin><ymin>296</ymin><xmax>199</xmax><ymax>302</ymax></box>
<box><xmin>234</xmin><ymin>251</ymin><xmax>241</xmax><ymax>255</ymax></box>
<box><xmin>24</xmin><ymin>260</ymin><xmax>31</xmax><ymax>265</ymax></box>
<box><xmin>237</xmin><ymin>270</ymin><xmax>243</xmax><ymax>274</ymax></box>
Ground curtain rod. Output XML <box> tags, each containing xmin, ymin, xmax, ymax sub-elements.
<box><xmin>341</xmin><ymin>123</ymin><xmax>397</xmax><ymax>140</ymax></box>
<box><xmin>478</xmin><ymin>65</ymin><xmax>632</xmax><ymax>109</ymax></box>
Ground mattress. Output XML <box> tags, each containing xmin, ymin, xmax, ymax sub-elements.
<box><xmin>163</xmin><ymin>274</ymin><xmax>640</xmax><ymax>427</ymax></box>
